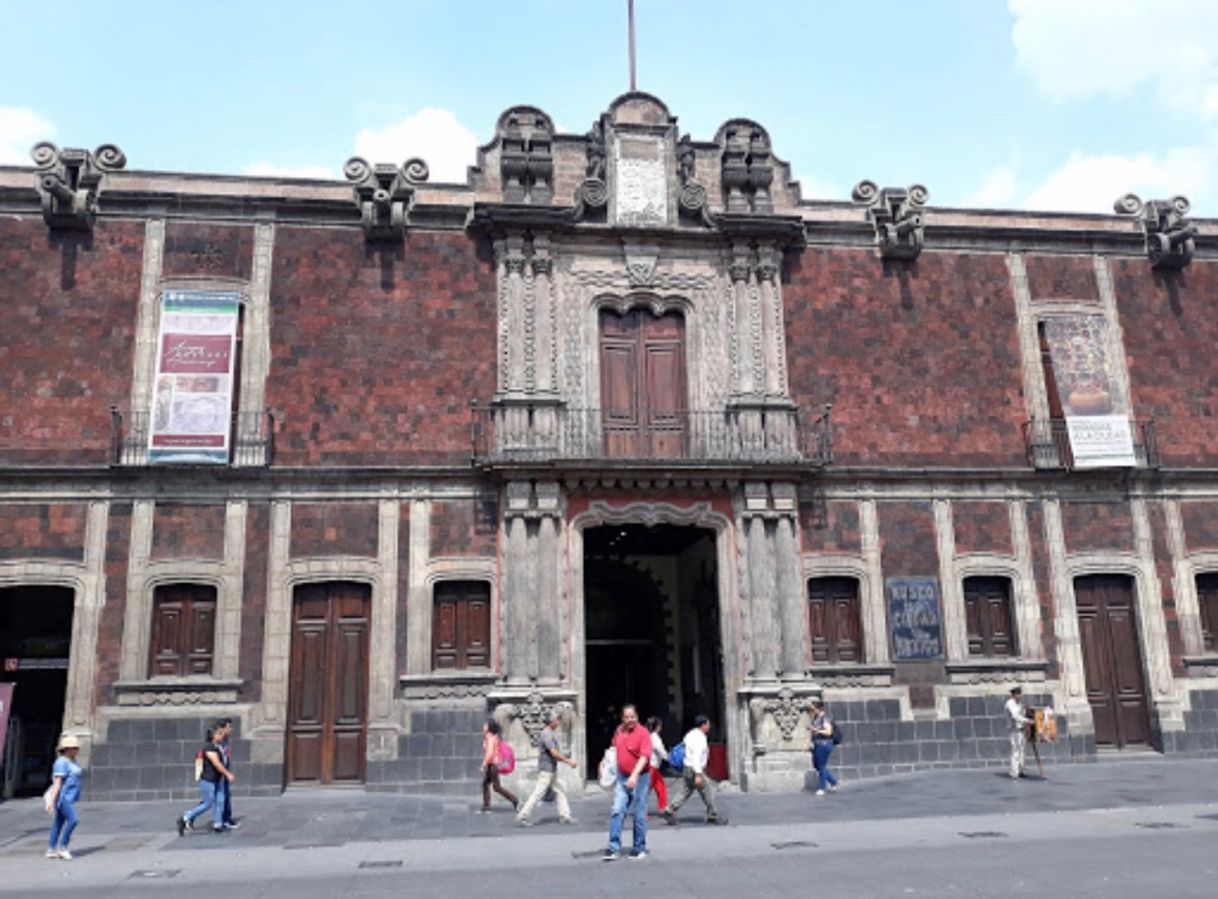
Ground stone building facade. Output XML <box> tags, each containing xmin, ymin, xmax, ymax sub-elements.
<box><xmin>1</xmin><ymin>93</ymin><xmax>1217</xmax><ymax>801</ymax></box>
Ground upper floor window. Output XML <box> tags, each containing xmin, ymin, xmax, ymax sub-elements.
<box><xmin>963</xmin><ymin>576</ymin><xmax>1016</xmax><ymax>658</ymax></box>
<box><xmin>808</xmin><ymin>576</ymin><xmax>862</xmax><ymax>664</ymax></box>
<box><xmin>432</xmin><ymin>580</ymin><xmax>491</xmax><ymax>670</ymax></box>
<box><xmin>149</xmin><ymin>583</ymin><xmax>217</xmax><ymax>677</ymax></box>
<box><xmin>1196</xmin><ymin>573</ymin><xmax>1218</xmax><ymax>653</ymax></box>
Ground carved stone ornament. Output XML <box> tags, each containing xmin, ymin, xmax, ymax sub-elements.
<box><xmin>1114</xmin><ymin>193</ymin><xmax>1197</xmax><ymax>270</ymax></box>
<box><xmin>30</xmin><ymin>141</ymin><xmax>127</xmax><ymax>232</ymax></box>
<box><xmin>623</xmin><ymin>241</ymin><xmax>659</xmax><ymax>287</ymax></box>
<box><xmin>852</xmin><ymin>180</ymin><xmax>929</xmax><ymax>261</ymax></box>
<box><xmin>343</xmin><ymin>156</ymin><xmax>430</xmax><ymax>241</ymax></box>
<box><xmin>572</xmin><ymin>118</ymin><xmax>609</xmax><ymax>222</ymax></box>
<box><xmin>677</xmin><ymin>135</ymin><xmax>714</xmax><ymax>227</ymax></box>
<box><xmin>498</xmin><ymin>106</ymin><xmax>554</xmax><ymax>204</ymax></box>
<box><xmin>492</xmin><ymin>690</ymin><xmax>574</xmax><ymax>746</ymax></box>
<box><xmin>764</xmin><ymin>687</ymin><xmax>813</xmax><ymax>741</ymax></box>
<box><xmin>719</xmin><ymin>120</ymin><xmax>774</xmax><ymax>214</ymax></box>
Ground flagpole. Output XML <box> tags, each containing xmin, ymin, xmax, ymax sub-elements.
<box><xmin>628</xmin><ymin>0</ymin><xmax>637</xmax><ymax>91</ymax></box>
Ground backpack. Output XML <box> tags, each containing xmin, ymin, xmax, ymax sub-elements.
<box><xmin>193</xmin><ymin>749</ymin><xmax>204</xmax><ymax>782</ymax></box>
<box><xmin>667</xmin><ymin>741</ymin><xmax>686</xmax><ymax>772</ymax></box>
<box><xmin>497</xmin><ymin>739</ymin><xmax>515</xmax><ymax>775</ymax></box>
<box><xmin>830</xmin><ymin>721</ymin><xmax>843</xmax><ymax>746</ymax></box>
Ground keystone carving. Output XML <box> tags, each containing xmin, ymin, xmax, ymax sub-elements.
<box><xmin>30</xmin><ymin>141</ymin><xmax>127</xmax><ymax>232</ymax></box>
<box><xmin>1114</xmin><ymin>193</ymin><xmax>1196</xmax><ymax>270</ymax></box>
<box><xmin>572</xmin><ymin>118</ymin><xmax>609</xmax><ymax>222</ymax></box>
<box><xmin>747</xmin><ymin>687</ymin><xmax>815</xmax><ymax>745</ymax></box>
<box><xmin>498</xmin><ymin>107</ymin><xmax>554</xmax><ymax>204</ymax></box>
<box><xmin>676</xmin><ymin>135</ymin><xmax>713</xmax><ymax>227</ymax></box>
<box><xmin>852</xmin><ymin>180</ymin><xmax>929</xmax><ymax>260</ymax></box>
<box><xmin>719</xmin><ymin>120</ymin><xmax>774</xmax><ymax>214</ymax></box>
<box><xmin>343</xmin><ymin>156</ymin><xmax>429</xmax><ymax>241</ymax></box>
<box><xmin>493</xmin><ymin>691</ymin><xmax>573</xmax><ymax>746</ymax></box>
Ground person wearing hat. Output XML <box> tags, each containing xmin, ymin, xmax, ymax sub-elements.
<box><xmin>44</xmin><ymin>733</ymin><xmax>83</xmax><ymax>860</ymax></box>
<box><xmin>1004</xmin><ymin>686</ymin><xmax>1032</xmax><ymax>780</ymax></box>
<box><xmin>515</xmin><ymin>709</ymin><xmax>577</xmax><ymax>826</ymax></box>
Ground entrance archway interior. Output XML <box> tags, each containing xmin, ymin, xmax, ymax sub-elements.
<box><xmin>0</xmin><ymin>586</ymin><xmax>74</xmax><ymax>798</ymax></box>
<box><xmin>584</xmin><ymin>524</ymin><xmax>725</xmax><ymax>769</ymax></box>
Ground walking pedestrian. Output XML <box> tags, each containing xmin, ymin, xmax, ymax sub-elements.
<box><xmin>1005</xmin><ymin>686</ymin><xmax>1032</xmax><ymax>780</ymax></box>
<box><xmin>603</xmin><ymin>704</ymin><xmax>652</xmax><ymax>860</ymax></box>
<box><xmin>809</xmin><ymin>699</ymin><xmax>838</xmax><ymax>796</ymax></box>
<box><xmin>516</xmin><ymin>710</ymin><xmax>577</xmax><ymax>826</ymax></box>
<box><xmin>44</xmin><ymin>734</ymin><xmax>83</xmax><ymax>860</ymax></box>
<box><xmin>646</xmin><ymin>716</ymin><xmax>669</xmax><ymax>814</ymax></box>
<box><xmin>479</xmin><ymin>718</ymin><xmax>518</xmax><ymax>812</ymax></box>
<box><xmin>663</xmin><ymin>714</ymin><xmax>727</xmax><ymax>825</ymax></box>
<box><xmin>177</xmin><ymin>723</ymin><xmax>235</xmax><ymax>835</ymax></box>
<box><xmin>217</xmin><ymin>718</ymin><xmax>240</xmax><ymax>828</ymax></box>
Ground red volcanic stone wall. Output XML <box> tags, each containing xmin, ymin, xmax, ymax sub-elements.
<box><xmin>0</xmin><ymin>219</ymin><xmax>142</xmax><ymax>464</ymax></box>
<box><xmin>162</xmin><ymin>223</ymin><xmax>254</xmax><ymax>280</ymax></box>
<box><xmin>1111</xmin><ymin>257</ymin><xmax>1218</xmax><ymax>465</ymax></box>
<box><xmin>1024</xmin><ymin>502</ymin><xmax>1059</xmax><ymax>673</ymax></box>
<box><xmin>431</xmin><ymin>497</ymin><xmax>497</xmax><ymax>557</ymax></box>
<box><xmin>784</xmin><ymin>248</ymin><xmax>1026</xmax><ymax>466</ymax></box>
<box><xmin>1180</xmin><ymin>501</ymin><xmax>1218</xmax><ymax>552</ymax></box>
<box><xmin>0</xmin><ymin>503</ymin><xmax>87</xmax><ymax>561</ymax></box>
<box><xmin>290</xmin><ymin>502</ymin><xmax>379</xmax><ymax>558</ymax></box>
<box><xmin>952</xmin><ymin>501</ymin><xmax>1012</xmax><ymax>556</ymax></box>
<box><xmin>1147</xmin><ymin>501</ymin><xmax>1186</xmax><ymax>675</ymax></box>
<box><xmin>96</xmin><ymin>503</ymin><xmax>131</xmax><ymax>705</ymax></box>
<box><xmin>800</xmin><ymin>498</ymin><xmax>861</xmax><ymax>554</ymax></box>
<box><xmin>1023</xmin><ymin>254</ymin><xmax>1100</xmax><ymax>301</ymax></box>
<box><xmin>239</xmin><ymin>503</ymin><xmax>269</xmax><ymax>701</ymax></box>
<box><xmin>266</xmin><ymin>228</ymin><xmax>497</xmax><ymax>465</ymax></box>
<box><xmin>877</xmin><ymin>501</ymin><xmax>938</xmax><ymax>577</ymax></box>
<box><xmin>150</xmin><ymin>503</ymin><xmax>226</xmax><ymax>560</ymax></box>
<box><xmin>1061</xmin><ymin>501</ymin><xmax>1134</xmax><ymax>554</ymax></box>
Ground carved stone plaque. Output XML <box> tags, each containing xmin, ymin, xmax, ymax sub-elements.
<box><xmin>613</xmin><ymin>135</ymin><xmax>668</xmax><ymax>226</ymax></box>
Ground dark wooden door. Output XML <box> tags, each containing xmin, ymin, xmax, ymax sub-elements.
<box><xmin>287</xmin><ymin>581</ymin><xmax>371</xmax><ymax>785</ymax></box>
<box><xmin>808</xmin><ymin>577</ymin><xmax>862</xmax><ymax>664</ymax></box>
<box><xmin>1075</xmin><ymin>574</ymin><xmax>1150</xmax><ymax>748</ymax></box>
<box><xmin>599</xmin><ymin>309</ymin><xmax>687</xmax><ymax>458</ymax></box>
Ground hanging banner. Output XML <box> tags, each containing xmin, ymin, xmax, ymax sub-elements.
<box><xmin>1042</xmin><ymin>315</ymin><xmax>1136</xmax><ymax>469</ymax></box>
<box><xmin>0</xmin><ymin>683</ymin><xmax>14</xmax><ymax>763</ymax></box>
<box><xmin>148</xmin><ymin>290</ymin><xmax>240</xmax><ymax>464</ymax></box>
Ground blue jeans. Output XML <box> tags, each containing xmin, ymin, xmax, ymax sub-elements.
<box><xmin>185</xmin><ymin>779</ymin><xmax>225</xmax><ymax>829</ymax></box>
<box><xmin>812</xmin><ymin>742</ymin><xmax>838</xmax><ymax>791</ymax></box>
<box><xmin>49</xmin><ymin>799</ymin><xmax>79</xmax><ymax>850</ymax></box>
<box><xmin>607</xmin><ymin>770</ymin><xmax>650</xmax><ymax>854</ymax></box>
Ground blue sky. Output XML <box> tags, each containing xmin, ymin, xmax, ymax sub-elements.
<box><xmin>2</xmin><ymin>0</ymin><xmax>1217</xmax><ymax>215</ymax></box>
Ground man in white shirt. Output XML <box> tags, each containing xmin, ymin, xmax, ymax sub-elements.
<box><xmin>662</xmin><ymin>715</ymin><xmax>727</xmax><ymax>825</ymax></box>
<box><xmin>1004</xmin><ymin>686</ymin><xmax>1032</xmax><ymax>780</ymax></box>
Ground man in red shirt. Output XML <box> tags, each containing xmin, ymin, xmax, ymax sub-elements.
<box><xmin>603</xmin><ymin>704</ymin><xmax>652</xmax><ymax>860</ymax></box>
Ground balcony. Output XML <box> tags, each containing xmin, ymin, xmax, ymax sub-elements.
<box><xmin>110</xmin><ymin>409</ymin><xmax>275</xmax><ymax>467</ymax></box>
<box><xmin>1023</xmin><ymin>417</ymin><xmax>1159</xmax><ymax>470</ymax></box>
<box><xmin>471</xmin><ymin>403</ymin><xmax>832</xmax><ymax>469</ymax></box>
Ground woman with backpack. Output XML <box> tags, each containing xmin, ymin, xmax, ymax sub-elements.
<box><xmin>479</xmin><ymin>718</ymin><xmax>518</xmax><ymax>813</ymax></box>
<box><xmin>809</xmin><ymin>699</ymin><xmax>839</xmax><ymax>797</ymax></box>
<box><xmin>176</xmin><ymin>723</ymin><xmax>235</xmax><ymax>835</ymax></box>
<box><xmin>44</xmin><ymin>734</ymin><xmax>84</xmax><ymax>860</ymax></box>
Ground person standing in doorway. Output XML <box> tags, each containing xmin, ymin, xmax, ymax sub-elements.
<box><xmin>663</xmin><ymin>714</ymin><xmax>727</xmax><ymax>825</ymax></box>
<box><xmin>1005</xmin><ymin>686</ymin><xmax>1032</xmax><ymax>780</ymax></box>
<box><xmin>515</xmin><ymin>710</ymin><xmax>577</xmax><ymax>826</ymax></box>
<box><xmin>603</xmin><ymin>704</ymin><xmax>652</xmax><ymax>860</ymax></box>
<box><xmin>44</xmin><ymin>734</ymin><xmax>83</xmax><ymax>860</ymax></box>
<box><xmin>177</xmin><ymin>724</ymin><xmax>234</xmax><ymax>835</ymax></box>
<box><xmin>645</xmin><ymin>716</ymin><xmax>669</xmax><ymax>815</ymax></box>
<box><xmin>480</xmin><ymin>718</ymin><xmax>518</xmax><ymax>812</ymax></box>
<box><xmin>809</xmin><ymin>699</ymin><xmax>838</xmax><ymax>797</ymax></box>
<box><xmin>216</xmin><ymin>718</ymin><xmax>239</xmax><ymax>829</ymax></box>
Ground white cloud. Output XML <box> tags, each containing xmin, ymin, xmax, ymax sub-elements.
<box><xmin>964</xmin><ymin>165</ymin><xmax>1019</xmax><ymax>208</ymax></box>
<box><xmin>242</xmin><ymin>161</ymin><xmax>337</xmax><ymax>180</ymax></box>
<box><xmin>0</xmin><ymin>106</ymin><xmax>55</xmax><ymax>165</ymax></box>
<box><xmin>1022</xmin><ymin>145</ymin><xmax>1213</xmax><ymax>213</ymax></box>
<box><xmin>354</xmin><ymin>107</ymin><xmax>478</xmax><ymax>184</ymax></box>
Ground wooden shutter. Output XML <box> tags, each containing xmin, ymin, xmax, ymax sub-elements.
<box><xmin>149</xmin><ymin>583</ymin><xmax>216</xmax><ymax>677</ymax></box>
<box><xmin>432</xmin><ymin>581</ymin><xmax>491</xmax><ymax>670</ymax></box>
<box><xmin>599</xmin><ymin>308</ymin><xmax>687</xmax><ymax>458</ymax></box>
<box><xmin>963</xmin><ymin>577</ymin><xmax>1016</xmax><ymax>657</ymax></box>
<box><xmin>808</xmin><ymin>577</ymin><xmax>862</xmax><ymax>664</ymax></box>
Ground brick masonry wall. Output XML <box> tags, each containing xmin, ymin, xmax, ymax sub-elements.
<box><xmin>96</xmin><ymin>503</ymin><xmax>131</xmax><ymax>707</ymax></box>
<box><xmin>239</xmin><ymin>503</ymin><xmax>269</xmax><ymax>702</ymax></box>
<box><xmin>1111</xmin><ymin>257</ymin><xmax>1218</xmax><ymax>466</ymax></box>
<box><xmin>1025</xmin><ymin>503</ymin><xmax>1060</xmax><ymax>675</ymax></box>
<box><xmin>952</xmin><ymin>501</ymin><xmax>1012</xmax><ymax>556</ymax></box>
<box><xmin>783</xmin><ymin>248</ymin><xmax>1027</xmax><ymax>466</ymax></box>
<box><xmin>289</xmin><ymin>502</ymin><xmax>379</xmax><ymax>558</ymax></box>
<box><xmin>162</xmin><ymin>222</ymin><xmax>254</xmax><ymax>281</ymax></box>
<box><xmin>0</xmin><ymin>219</ymin><xmax>142</xmax><ymax>464</ymax></box>
<box><xmin>0</xmin><ymin>503</ymin><xmax>87</xmax><ymax>561</ymax></box>
<box><xmin>1023</xmin><ymin>254</ymin><xmax>1100</xmax><ymax>301</ymax></box>
<box><xmin>1061</xmin><ymin>500</ymin><xmax>1134</xmax><ymax>554</ymax></box>
<box><xmin>266</xmin><ymin>228</ymin><xmax>497</xmax><ymax>466</ymax></box>
<box><xmin>150</xmin><ymin>503</ymin><xmax>227</xmax><ymax>560</ymax></box>
<box><xmin>800</xmin><ymin>497</ymin><xmax>861</xmax><ymax>554</ymax></box>
<box><xmin>1180</xmin><ymin>501</ymin><xmax>1218</xmax><ymax>552</ymax></box>
<box><xmin>430</xmin><ymin>498</ymin><xmax>497</xmax><ymax>557</ymax></box>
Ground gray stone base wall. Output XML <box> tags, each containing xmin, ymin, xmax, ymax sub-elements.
<box><xmin>1161</xmin><ymin>689</ymin><xmax>1218</xmax><ymax>756</ymax></box>
<box><xmin>365</xmin><ymin>707</ymin><xmax>487</xmax><ymax>797</ymax></box>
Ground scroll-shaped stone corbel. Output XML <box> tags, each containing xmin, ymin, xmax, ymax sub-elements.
<box><xmin>852</xmin><ymin>180</ymin><xmax>929</xmax><ymax>260</ymax></box>
<box><xmin>1114</xmin><ymin>193</ymin><xmax>1196</xmax><ymax>270</ymax></box>
<box><xmin>30</xmin><ymin>142</ymin><xmax>127</xmax><ymax>232</ymax></box>
<box><xmin>676</xmin><ymin>135</ymin><xmax>714</xmax><ymax>227</ymax></box>
<box><xmin>343</xmin><ymin>156</ymin><xmax>430</xmax><ymax>241</ymax></box>
<box><xmin>572</xmin><ymin>119</ymin><xmax>608</xmax><ymax>222</ymax></box>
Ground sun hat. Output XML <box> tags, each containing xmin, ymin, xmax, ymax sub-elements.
<box><xmin>57</xmin><ymin>734</ymin><xmax>81</xmax><ymax>751</ymax></box>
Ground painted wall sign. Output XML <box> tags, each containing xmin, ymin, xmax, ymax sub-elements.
<box><xmin>887</xmin><ymin>577</ymin><xmax>944</xmax><ymax>660</ymax></box>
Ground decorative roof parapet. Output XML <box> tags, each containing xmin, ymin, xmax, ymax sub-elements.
<box><xmin>343</xmin><ymin>156</ymin><xmax>429</xmax><ymax>241</ymax></box>
<box><xmin>719</xmin><ymin>120</ymin><xmax>774</xmax><ymax>214</ymax></box>
<box><xmin>852</xmin><ymin>180</ymin><xmax>928</xmax><ymax>260</ymax></box>
<box><xmin>30</xmin><ymin>141</ymin><xmax>127</xmax><ymax>232</ymax></box>
<box><xmin>1114</xmin><ymin>193</ymin><xmax>1196</xmax><ymax>270</ymax></box>
<box><xmin>497</xmin><ymin>106</ymin><xmax>554</xmax><ymax>204</ymax></box>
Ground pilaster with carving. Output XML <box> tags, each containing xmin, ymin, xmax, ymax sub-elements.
<box><xmin>502</xmin><ymin>481</ymin><xmax>565</xmax><ymax>685</ymax></box>
<box><xmin>739</xmin><ymin>482</ymin><xmax>804</xmax><ymax>680</ymax></box>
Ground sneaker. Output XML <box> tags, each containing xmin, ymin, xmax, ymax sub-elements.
<box><xmin>477</xmin><ymin>806</ymin><xmax>491</xmax><ymax>814</ymax></box>
<box><xmin>186</xmin><ymin>816</ymin><xmax>196</xmax><ymax>831</ymax></box>
<box><xmin>212</xmin><ymin>825</ymin><xmax>227</xmax><ymax>834</ymax></box>
<box><xmin>176</xmin><ymin>816</ymin><xmax>187</xmax><ymax>837</ymax></box>
<box><xmin>661</xmin><ymin>810</ymin><xmax>677</xmax><ymax>825</ymax></box>
<box><xmin>558</xmin><ymin>817</ymin><xmax>577</xmax><ymax>825</ymax></box>
<box><xmin>629</xmin><ymin>849</ymin><xmax>649</xmax><ymax>860</ymax></box>
<box><xmin>57</xmin><ymin>850</ymin><xmax>73</xmax><ymax>860</ymax></box>
<box><xmin>46</xmin><ymin>849</ymin><xmax>58</xmax><ymax>859</ymax></box>
<box><xmin>515</xmin><ymin>818</ymin><xmax>533</xmax><ymax>827</ymax></box>
<box><xmin>815</xmin><ymin>789</ymin><xmax>825</xmax><ymax>797</ymax></box>
<box><xmin>224</xmin><ymin>819</ymin><xmax>242</xmax><ymax>830</ymax></box>
<box><xmin>602</xmin><ymin>849</ymin><xmax>620</xmax><ymax>862</ymax></box>
<box><xmin>828</xmin><ymin>784</ymin><xmax>838</xmax><ymax>793</ymax></box>
<box><xmin>707</xmin><ymin>816</ymin><xmax>729</xmax><ymax>825</ymax></box>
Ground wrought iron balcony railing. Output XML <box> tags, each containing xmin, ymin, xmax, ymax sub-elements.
<box><xmin>110</xmin><ymin>408</ymin><xmax>275</xmax><ymax>467</ymax></box>
<box><xmin>471</xmin><ymin>403</ymin><xmax>832</xmax><ymax>467</ymax></box>
<box><xmin>1023</xmin><ymin>417</ymin><xmax>1158</xmax><ymax>470</ymax></box>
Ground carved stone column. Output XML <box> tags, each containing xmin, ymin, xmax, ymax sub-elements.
<box><xmin>535</xmin><ymin>482</ymin><xmax>563</xmax><ymax>682</ymax></box>
<box><xmin>742</xmin><ymin>483</ymin><xmax>780</xmax><ymax>679</ymax></box>
<box><xmin>755</xmin><ymin>245</ymin><xmax>783</xmax><ymax>396</ymax></box>
<box><xmin>730</xmin><ymin>243</ymin><xmax>755</xmax><ymax>396</ymax></box>
<box><xmin>503</xmin><ymin>482</ymin><xmax>532</xmax><ymax>684</ymax></box>
<box><xmin>771</xmin><ymin>484</ymin><xmax>806</xmax><ymax>678</ymax></box>
<box><xmin>502</xmin><ymin>481</ymin><xmax>565</xmax><ymax>685</ymax></box>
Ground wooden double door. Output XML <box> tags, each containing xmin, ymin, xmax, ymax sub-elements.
<box><xmin>1075</xmin><ymin>574</ymin><xmax>1151</xmax><ymax>748</ymax></box>
<box><xmin>599</xmin><ymin>308</ymin><xmax>687</xmax><ymax>458</ymax></box>
<box><xmin>287</xmin><ymin>582</ymin><xmax>371</xmax><ymax>785</ymax></box>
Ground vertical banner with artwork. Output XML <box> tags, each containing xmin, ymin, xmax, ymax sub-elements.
<box><xmin>148</xmin><ymin>290</ymin><xmax>240</xmax><ymax>464</ymax></box>
<box><xmin>1042</xmin><ymin>315</ymin><xmax>1136</xmax><ymax>469</ymax></box>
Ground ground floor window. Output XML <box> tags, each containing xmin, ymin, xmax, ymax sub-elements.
<box><xmin>808</xmin><ymin>576</ymin><xmax>862</xmax><ymax>664</ymax></box>
<box><xmin>149</xmin><ymin>583</ymin><xmax>216</xmax><ymax>677</ymax></box>
<box><xmin>963</xmin><ymin>576</ymin><xmax>1016</xmax><ymax>658</ymax></box>
<box><xmin>1196</xmin><ymin>573</ymin><xmax>1218</xmax><ymax>653</ymax></box>
<box><xmin>432</xmin><ymin>580</ymin><xmax>491</xmax><ymax>670</ymax></box>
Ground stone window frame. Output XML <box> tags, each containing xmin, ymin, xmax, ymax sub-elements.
<box><xmin>806</xmin><ymin>574</ymin><xmax>864</xmax><ymax>665</ymax></box>
<box><xmin>960</xmin><ymin>574</ymin><xmax>1018</xmax><ymax>658</ymax></box>
<box><xmin>423</xmin><ymin>560</ymin><xmax>498</xmax><ymax>673</ymax></box>
<box><xmin>428</xmin><ymin>576</ymin><xmax>494</xmax><ymax>672</ymax></box>
<box><xmin>147</xmin><ymin>581</ymin><xmax>219</xmax><ymax>677</ymax></box>
<box><xmin>1174</xmin><ymin>547</ymin><xmax>1218</xmax><ymax>664</ymax></box>
<box><xmin>802</xmin><ymin>556</ymin><xmax>888</xmax><ymax>669</ymax></box>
